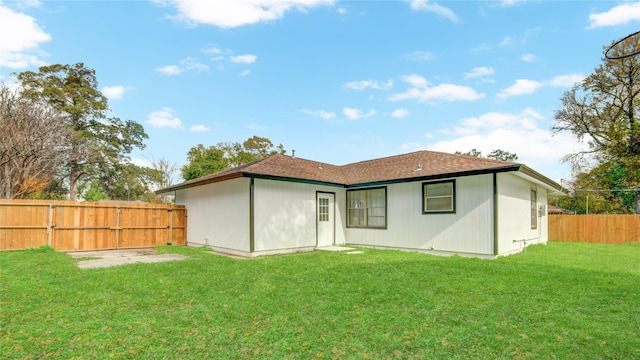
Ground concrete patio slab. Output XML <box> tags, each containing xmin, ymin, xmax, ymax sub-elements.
<box><xmin>68</xmin><ymin>249</ymin><xmax>190</xmax><ymax>269</ymax></box>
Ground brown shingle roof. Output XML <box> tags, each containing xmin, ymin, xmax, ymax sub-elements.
<box><xmin>339</xmin><ymin>150</ymin><xmax>515</xmax><ymax>184</ymax></box>
<box><xmin>158</xmin><ymin>150</ymin><xmax>558</xmax><ymax>193</ymax></box>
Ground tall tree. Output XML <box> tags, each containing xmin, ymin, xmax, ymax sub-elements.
<box><xmin>553</xmin><ymin>36</ymin><xmax>640</xmax><ymax>213</ymax></box>
<box><xmin>15</xmin><ymin>63</ymin><xmax>148</xmax><ymax>200</ymax></box>
<box><xmin>455</xmin><ymin>148</ymin><xmax>518</xmax><ymax>161</ymax></box>
<box><xmin>148</xmin><ymin>156</ymin><xmax>179</xmax><ymax>190</ymax></box>
<box><xmin>487</xmin><ymin>149</ymin><xmax>518</xmax><ymax>162</ymax></box>
<box><xmin>181</xmin><ymin>136</ymin><xmax>287</xmax><ymax>181</ymax></box>
<box><xmin>218</xmin><ymin>135</ymin><xmax>287</xmax><ymax>167</ymax></box>
<box><xmin>0</xmin><ymin>85</ymin><xmax>70</xmax><ymax>198</ymax></box>
<box><xmin>551</xmin><ymin>162</ymin><xmax>636</xmax><ymax>214</ymax></box>
<box><xmin>181</xmin><ymin>144</ymin><xmax>229</xmax><ymax>181</ymax></box>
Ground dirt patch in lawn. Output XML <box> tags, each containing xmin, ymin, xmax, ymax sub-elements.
<box><xmin>67</xmin><ymin>248</ymin><xmax>189</xmax><ymax>269</ymax></box>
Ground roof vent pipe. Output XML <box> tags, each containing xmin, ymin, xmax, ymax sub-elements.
<box><xmin>292</xmin><ymin>149</ymin><xmax>295</xmax><ymax>158</ymax></box>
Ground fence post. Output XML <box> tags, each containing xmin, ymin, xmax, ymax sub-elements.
<box><xmin>115</xmin><ymin>206</ymin><xmax>121</xmax><ymax>249</ymax></box>
<box><xmin>47</xmin><ymin>204</ymin><xmax>55</xmax><ymax>248</ymax></box>
<box><xmin>167</xmin><ymin>208</ymin><xmax>173</xmax><ymax>245</ymax></box>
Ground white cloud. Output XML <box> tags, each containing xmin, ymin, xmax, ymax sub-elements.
<box><xmin>146</xmin><ymin>107</ymin><xmax>183</xmax><ymax>128</ymax></box>
<box><xmin>547</xmin><ymin>74</ymin><xmax>584</xmax><ymax>87</ymax></box>
<box><xmin>402</xmin><ymin>74</ymin><xmax>429</xmax><ymax>88</ymax></box>
<box><xmin>343</xmin><ymin>107</ymin><xmax>376</xmax><ymax>120</ymax></box>
<box><xmin>239</xmin><ymin>70</ymin><xmax>251</xmax><ymax>76</ymax></box>
<box><xmin>155</xmin><ymin>65</ymin><xmax>183</xmax><ymax>75</ymax></box>
<box><xmin>497</xmin><ymin>79</ymin><xmax>543</xmax><ymax>99</ymax></box>
<box><xmin>588</xmin><ymin>2</ymin><xmax>640</xmax><ymax>29</ymax></box>
<box><xmin>203</xmin><ymin>46</ymin><xmax>228</xmax><ymax>61</ymax></box>
<box><xmin>180</xmin><ymin>57</ymin><xmax>209</xmax><ymax>72</ymax></box>
<box><xmin>521</xmin><ymin>53</ymin><xmax>537</xmax><ymax>62</ymax></box>
<box><xmin>408</xmin><ymin>0</ymin><xmax>458</xmax><ymax>22</ymax></box>
<box><xmin>425</xmin><ymin>108</ymin><xmax>587</xmax><ymax>181</ymax></box>
<box><xmin>391</xmin><ymin>108</ymin><xmax>410</xmax><ymax>118</ymax></box>
<box><xmin>463</xmin><ymin>67</ymin><xmax>494</xmax><ymax>79</ymax></box>
<box><xmin>189</xmin><ymin>124</ymin><xmax>209</xmax><ymax>132</ymax></box>
<box><xmin>158</xmin><ymin>0</ymin><xmax>335</xmax><ymax>28</ymax></box>
<box><xmin>497</xmin><ymin>74</ymin><xmax>584</xmax><ymax>99</ymax></box>
<box><xmin>344</xmin><ymin>79</ymin><xmax>392</xmax><ymax>91</ymax></box>
<box><xmin>405</xmin><ymin>51</ymin><xmax>433</xmax><ymax>61</ymax></box>
<box><xmin>0</xmin><ymin>4</ymin><xmax>50</xmax><ymax>68</ymax></box>
<box><xmin>450</xmin><ymin>108</ymin><xmax>544</xmax><ymax>135</ymax></box>
<box><xmin>499</xmin><ymin>0</ymin><xmax>527</xmax><ymax>6</ymax></box>
<box><xmin>499</xmin><ymin>36</ymin><xmax>514</xmax><ymax>46</ymax></box>
<box><xmin>102</xmin><ymin>85</ymin><xmax>129</xmax><ymax>100</ymax></box>
<box><xmin>336</xmin><ymin>7</ymin><xmax>347</xmax><ymax>14</ymax></box>
<box><xmin>155</xmin><ymin>57</ymin><xmax>208</xmax><ymax>75</ymax></box>
<box><xmin>203</xmin><ymin>47</ymin><xmax>223</xmax><ymax>55</ymax></box>
<box><xmin>230</xmin><ymin>54</ymin><xmax>257</xmax><ymax>64</ymax></box>
<box><xmin>301</xmin><ymin>109</ymin><xmax>337</xmax><ymax>120</ymax></box>
<box><xmin>15</xmin><ymin>0</ymin><xmax>43</xmax><ymax>8</ymax></box>
<box><xmin>389</xmin><ymin>74</ymin><xmax>485</xmax><ymax>102</ymax></box>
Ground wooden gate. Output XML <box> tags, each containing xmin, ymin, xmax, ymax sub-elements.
<box><xmin>0</xmin><ymin>200</ymin><xmax>186</xmax><ymax>251</ymax></box>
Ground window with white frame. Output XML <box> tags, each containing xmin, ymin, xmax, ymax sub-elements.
<box><xmin>423</xmin><ymin>180</ymin><xmax>455</xmax><ymax>214</ymax></box>
<box><xmin>347</xmin><ymin>187</ymin><xmax>386</xmax><ymax>228</ymax></box>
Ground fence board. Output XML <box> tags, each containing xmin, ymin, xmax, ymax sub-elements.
<box><xmin>549</xmin><ymin>214</ymin><xmax>640</xmax><ymax>244</ymax></box>
<box><xmin>0</xmin><ymin>200</ymin><xmax>186</xmax><ymax>251</ymax></box>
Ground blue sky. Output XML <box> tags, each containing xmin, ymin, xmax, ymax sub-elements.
<box><xmin>2</xmin><ymin>0</ymin><xmax>640</xmax><ymax>184</ymax></box>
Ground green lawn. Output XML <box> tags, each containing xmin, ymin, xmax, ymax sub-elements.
<box><xmin>1</xmin><ymin>242</ymin><xmax>639</xmax><ymax>359</ymax></box>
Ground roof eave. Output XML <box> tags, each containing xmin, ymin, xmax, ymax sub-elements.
<box><xmin>155</xmin><ymin>173</ymin><xmax>244</xmax><ymax>194</ymax></box>
<box><xmin>515</xmin><ymin>165</ymin><xmax>563</xmax><ymax>192</ymax></box>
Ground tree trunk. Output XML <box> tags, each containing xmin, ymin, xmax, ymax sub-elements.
<box><xmin>3</xmin><ymin>162</ymin><xmax>11</xmax><ymax>199</ymax></box>
<box><xmin>69</xmin><ymin>165</ymin><xmax>78</xmax><ymax>201</ymax></box>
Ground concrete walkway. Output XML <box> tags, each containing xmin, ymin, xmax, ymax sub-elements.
<box><xmin>68</xmin><ymin>249</ymin><xmax>190</xmax><ymax>269</ymax></box>
<box><xmin>315</xmin><ymin>246</ymin><xmax>355</xmax><ymax>252</ymax></box>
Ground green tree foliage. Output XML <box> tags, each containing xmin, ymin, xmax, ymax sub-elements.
<box><xmin>487</xmin><ymin>149</ymin><xmax>519</xmax><ymax>162</ymax></box>
<box><xmin>181</xmin><ymin>144</ymin><xmax>229</xmax><ymax>181</ymax></box>
<box><xmin>92</xmin><ymin>162</ymin><xmax>159</xmax><ymax>201</ymax></box>
<box><xmin>218</xmin><ymin>135</ymin><xmax>287</xmax><ymax>167</ymax></box>
<box><xmin>181</xmin><ymin>136</ymin><xmax>287</xmax><ymax>181</ymax></box>
<box><xmin>553</xmin><ymin>36</ymin><xmax>640</xmax><ymax>213</ymax></box>
<box><xmin>81</xmin><ymin>182</ymin><xmax>110</xmax><ymax>202</ymax></box>
<box><xmin>551</xmin><ymin>161</ymin><xmax>637</xmax><ymax>214</ymax></box>
<box><xmin>14</xmin><ymin>63</ymin><xmax>148</xmax><ymax>200</ymax></box>
<box><xmin>455</xmin><ymin>148</ymin><xmax>518</xmax><ymax>161</ymax></box>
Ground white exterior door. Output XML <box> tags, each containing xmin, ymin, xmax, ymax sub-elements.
<box><xmin>316</xmin><ymin>193</ymin><xmax>335</xmax><ymax>247</ymax></box>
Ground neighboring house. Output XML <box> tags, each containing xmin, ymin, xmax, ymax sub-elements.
<box><xmin>548</xmin><ymin>205</ymin><xmax>576</xmax><ymax>215</ymax></box>
<box><xmin>157</xmin><ymin>150</ymin><xmax>562</xmax><ymax>258</ymax></box>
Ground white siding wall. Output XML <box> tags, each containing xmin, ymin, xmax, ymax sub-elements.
<box><xmin>497</xmin><ymin>173</ymin><xmax>549</xmax><ymax>255</ymax></box>
<box><xmin>176</xmin><ymin>178</ymin><xmax>250</xmax><ymax>254</ymax></box>
<box><xmin>345</xmin><ymin>175</ymin><xmax>494</xmax><ymax>256</ymax></box>
<box><xmin>253</xmin><ymin>179</ymin><xmax>346</xmax><ymax>253</ymax></box>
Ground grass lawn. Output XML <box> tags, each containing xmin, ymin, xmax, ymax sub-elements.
<box><xmin>1</xmin><ymin>242</ymin><xmax>639</xmax><ymax>359</ymax></box>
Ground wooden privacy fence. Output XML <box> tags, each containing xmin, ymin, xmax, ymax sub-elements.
<box><xmin>0</xmin><ymin>200</ymin><xmax>186</xmax><ymax>251</ymax></box>
<box><xmin>549</xmin><ymin>214</ymin><xmax>640</xmax><ymax>244</ymax></box>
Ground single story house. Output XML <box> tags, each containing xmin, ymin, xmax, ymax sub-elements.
<box><xmin>158</xmin><ymin>150</ymin><xmax>562</xmax><ymax>258</ymax></box>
